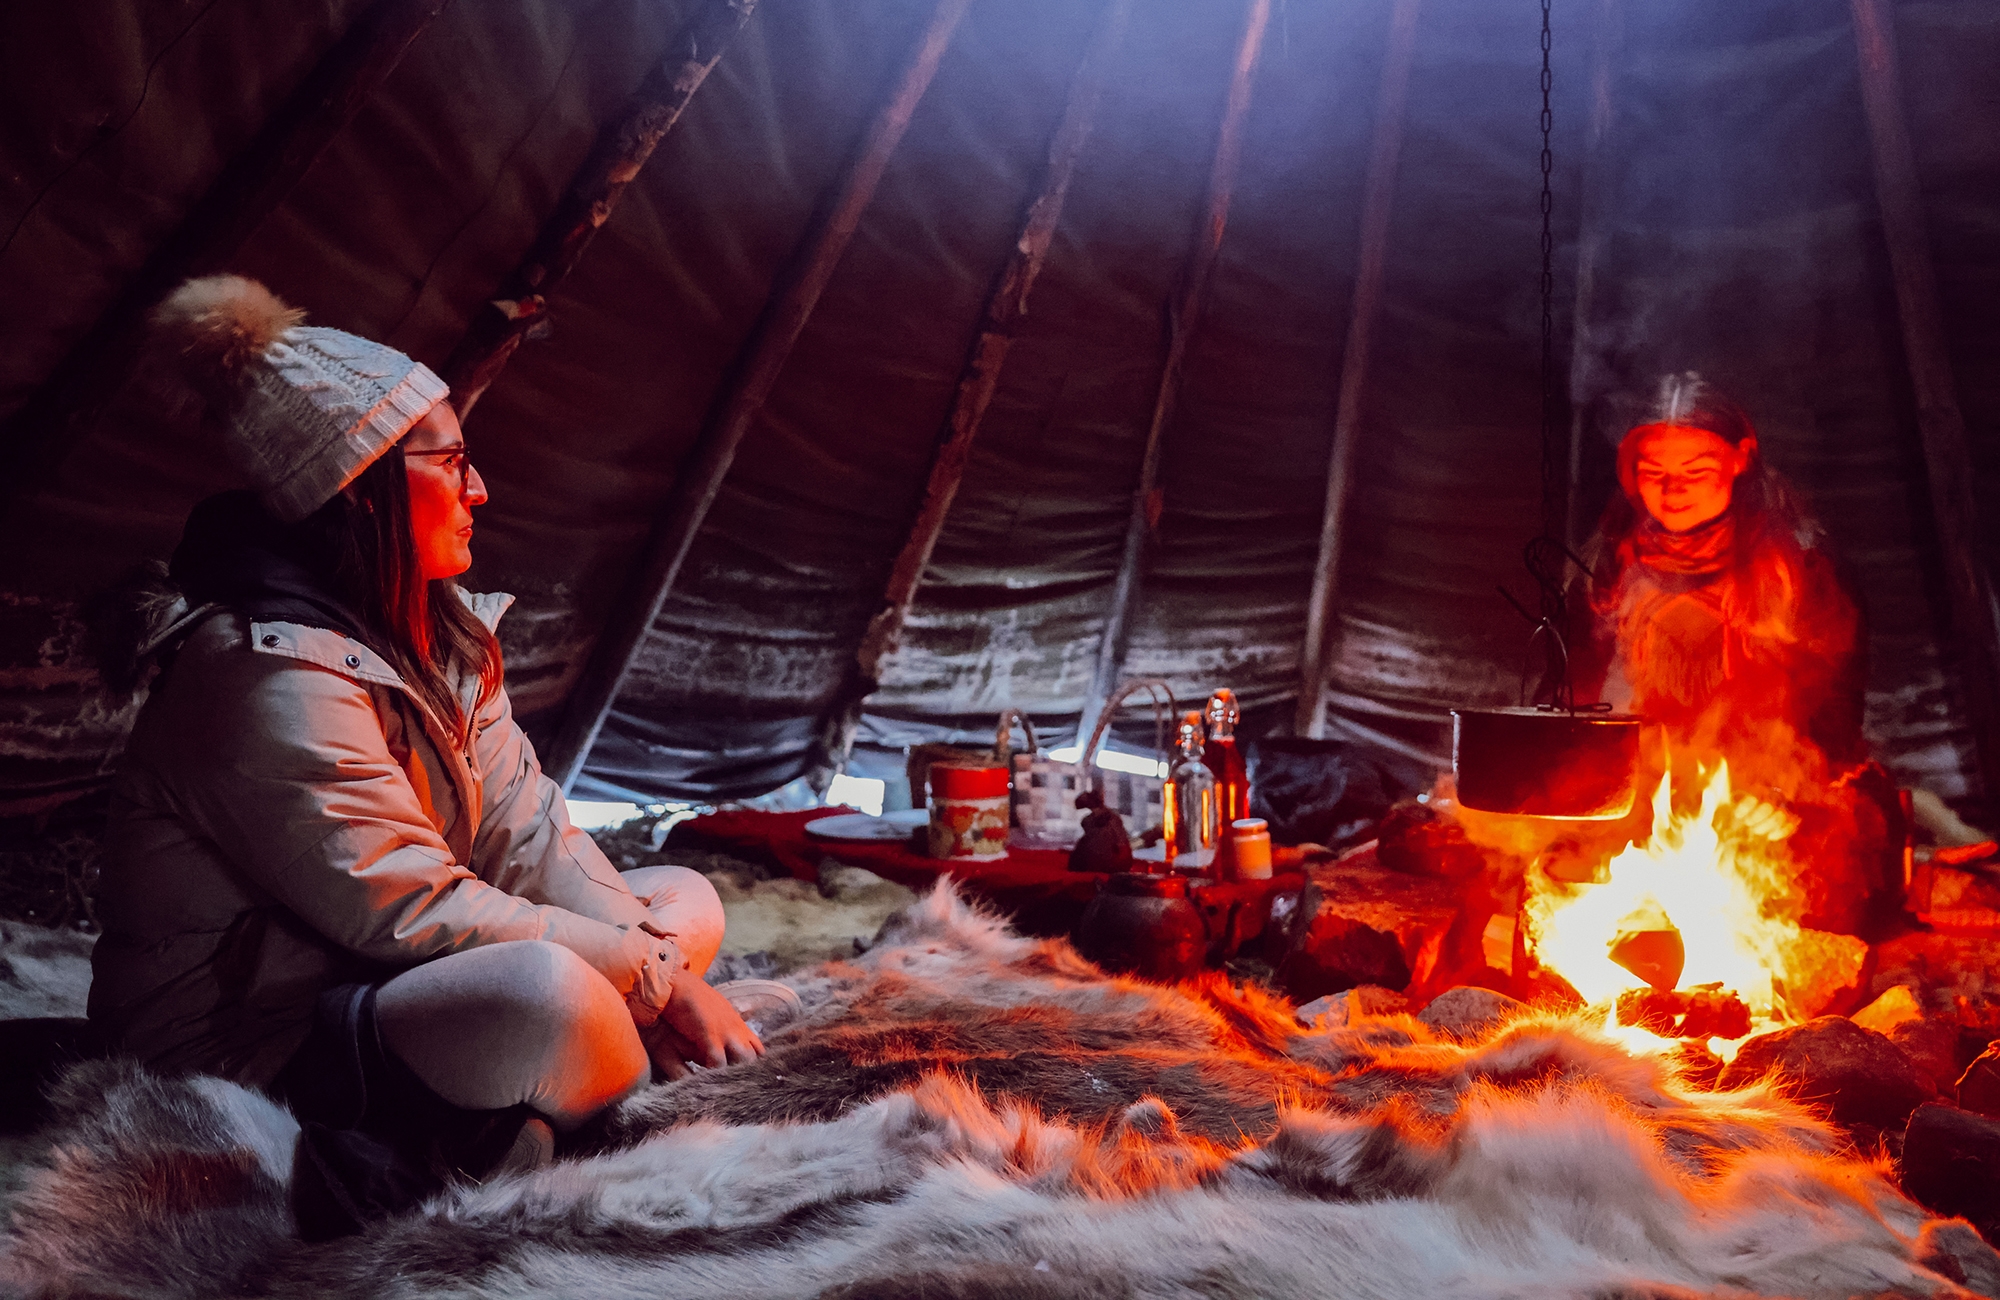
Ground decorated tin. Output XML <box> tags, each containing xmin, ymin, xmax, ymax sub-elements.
<box><xmin>927</xmin><ymin>761</ymin><xmax>1011</xmax><ymax>860</ymax></box>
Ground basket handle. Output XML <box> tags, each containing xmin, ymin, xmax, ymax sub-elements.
<box><xmin>1079</xmin><ymin>678</ymin><xmax>1176</xmax><ymax>793</ymax></box>
<box><xmin>993</xmin><ymin>708</ymin><xmax>1040</xmax><ymax>764</ymax></box>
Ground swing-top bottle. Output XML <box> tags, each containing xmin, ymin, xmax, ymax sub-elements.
<box><xmin>1162</xmin><ymin>710</ymin><xmax>1219</xmax><ymax>874</ymax></box>
<box><xmin>1203</xmin><ymin>688</ymin><xmax>1250</xmax><ymax>873</ymax></box>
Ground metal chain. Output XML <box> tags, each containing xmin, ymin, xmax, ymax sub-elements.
<box><xmin>1538</xmin><ymin>0</ymin><xmax>1559</xmax><ymax>553</ymax></box>
<box><xmin>1533</xmin><ymin>0</ymin><xmax>1571</xmax><ymax>709</ymax></box>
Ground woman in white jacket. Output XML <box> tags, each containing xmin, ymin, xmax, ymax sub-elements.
<box><xmin>89</xmin><ymin>277</ymin><xmax>761</xmax><ymax>1233</ymax></box>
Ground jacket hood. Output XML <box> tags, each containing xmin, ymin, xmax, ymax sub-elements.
<box><xmin>169</xmin><ymin>491</ymin><xmax>370</xmax><ymax>641</ymax></box>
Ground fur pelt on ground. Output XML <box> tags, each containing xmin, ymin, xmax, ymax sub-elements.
<box><xmin>0</xmin><ymin>921</ymin><xmax>92</xmax><ymax>1023</ymax></box>
<box><xmin>4</xmin><ymin>882</ymin><xmax>1998</xmax><ymax>1300</ymax></box>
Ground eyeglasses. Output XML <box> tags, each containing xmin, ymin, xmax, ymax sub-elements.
<box><xmin>404</xmin><ymin>446</ymin><xmax>474</xmax><ymax>491</ymax></box>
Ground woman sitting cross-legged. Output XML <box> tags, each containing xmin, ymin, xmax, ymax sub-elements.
<box><xmin>87</xmin><ymin>276</ymin><xmax>763</xmax><ymax>1236</ymax></box>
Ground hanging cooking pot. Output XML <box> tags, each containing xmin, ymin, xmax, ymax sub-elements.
<box><xmin>1451</xmin><ymin>707</ymin><xmax>1645</xmax><ymax>819</ymax></box>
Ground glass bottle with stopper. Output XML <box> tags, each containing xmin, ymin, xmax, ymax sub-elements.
<box><xmin>1202</xmin><ymin>689</ymin><xmax>1250</xmax><ymax>872</ymax></box>
<box><xmin>1162</xmin><ymin>710</ymin><xmax>1219</xmax><ymax>874</ymax></box>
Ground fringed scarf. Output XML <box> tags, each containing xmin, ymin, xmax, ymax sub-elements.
<box><xmin>1606</xmin><ymin>512</ymin><xmax>1742</xmax><ymax>717</ymax></box>
<box><xmin>1627</xmin><ymin>511</ymin><xmax>1734</xmax><ymax>576</ymax></box>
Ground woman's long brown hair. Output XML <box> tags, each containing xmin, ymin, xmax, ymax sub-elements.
<box><xmin>309</xmin><ymin>445</ymin><xmax>502</xmax><ymax>748</ymax></box>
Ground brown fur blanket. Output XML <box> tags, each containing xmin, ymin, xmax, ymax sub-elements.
<box><xmin>3</xmin><ymin>882</ymin><xmax>1997</xmax><ymax>1299</ymax></box>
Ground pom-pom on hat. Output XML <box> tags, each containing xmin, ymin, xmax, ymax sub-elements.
<box><xmin>150</xmin><ymin>275</ymin><xmax>449</xmax><ymax>521</ymax></box>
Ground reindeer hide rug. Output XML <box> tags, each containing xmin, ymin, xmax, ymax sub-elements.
<box><xmin>3</xmin><ymin>882</ymin><xmax>1996</xmax><ymax>1299</ymax></box>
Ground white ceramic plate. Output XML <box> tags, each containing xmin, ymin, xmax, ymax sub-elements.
<box><xmin>804</xmin><ymin>808</ymin><xmax>929</xmax><ymax>841</ymax></box>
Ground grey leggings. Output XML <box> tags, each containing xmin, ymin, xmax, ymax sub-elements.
<box><xmin>374</xmin><ymin>866</ymin><xmax>723</xmax><ymax>1130</ymax></box>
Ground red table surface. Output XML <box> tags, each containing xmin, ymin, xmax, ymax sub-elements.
<box><xmin>665</xmin><ymin>807</ymin><xmax>1303</xmax><ymax>944</ymax></box>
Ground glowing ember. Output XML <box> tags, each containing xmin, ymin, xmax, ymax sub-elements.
<box><xmin>1526</xmin><ymin>762</ymin><xmax>1804</xmax><ymax>1057</ymax></box>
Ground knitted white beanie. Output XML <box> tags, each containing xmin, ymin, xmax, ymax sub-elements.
<box><xmin>150</xmin><ymin>275</ymin><xmax>449</xmax><ymax>521</ymax></box>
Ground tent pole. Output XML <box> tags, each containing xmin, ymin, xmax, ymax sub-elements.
<box><xmin>1293</xmin><ymin>0</ymin><xmax>1421</xmax><ymax>739</ymax></box>
<box><xmin>1563</xmin><ymin>0</ymin><xmax>1619</xmax><ymax>556</ymax></box>
<box><xmin>543</xmin><ymin>0</ymin><xmax>974</xmax><ymax>794</ymax></box>
<box><xmin>443</xmin><ymin>0</ymin><xmax>760</xmax><ymax>419</ymax></box>
<box><xmin>808</xmin><ymin>0</ymin><xmax>1135</xmax><ymax>781</ymax></box>
<box><xmin>1850</xmin><ymin>0</ymin><xmax>2000</xmax><ymax>816</ymax></box>
<box><xmin>0</xmin><ymin>0</ymin><xmax>451</xmax><ymax>515</ymax></box>
<box><xmin>1074</xmin><ymin>0</ymin><xmax>1273</xmax><ymax>753</ymax></box>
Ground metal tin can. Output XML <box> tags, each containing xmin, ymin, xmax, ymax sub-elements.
<box><xmin>927</xmin><ymin>762</ymin><xmax>1011</xmax><ymax>860</ymax></box>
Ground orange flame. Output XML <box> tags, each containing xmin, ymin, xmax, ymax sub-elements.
<box><xmin>1526</xmin><ymin>762</ymin><xmax>1804</xmax><ymax>1057</ymax></box>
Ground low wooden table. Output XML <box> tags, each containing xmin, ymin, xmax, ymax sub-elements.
<box><xmin>666</xmin><ymin>807</ymin><xmax>1306</xmax><ymax>951</ymax></box>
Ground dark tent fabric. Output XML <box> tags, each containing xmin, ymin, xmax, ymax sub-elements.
<box><xmin>0</xmin><ymin>0</ymin><xmax>1995</xmax><ymax>813</ymax></box>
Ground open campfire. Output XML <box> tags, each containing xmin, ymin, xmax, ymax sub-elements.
<box><xmin>1527</xmin><ymin>762</ymin><xmax>1807</xmax><ymax>1059</ymax></box>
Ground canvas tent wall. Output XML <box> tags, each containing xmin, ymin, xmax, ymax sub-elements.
<box><xmin>0</xmin><ymin>0</ymin><xmax>1994</xmax><ymax>814</ymax></box>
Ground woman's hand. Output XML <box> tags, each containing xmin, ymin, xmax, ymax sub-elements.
<box><xmin>614</xmin><ymin>923</ymin><xmax>681</xmax><ymax>1028</ymax></box>
<box><xmin>639</xmin><ymin>976</ymin><xmax>765</xmax><ymax>1080</ymax></box>
<box><xmin>1727</xmin><ymin>793</ymin><xmax>1799</xmax><ymax>843</ymax></box>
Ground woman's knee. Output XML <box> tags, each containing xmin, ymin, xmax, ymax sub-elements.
<box><xmin>621</xmin><ymin>865</ymin><xmax>725</xmax><ymax>975</ymax></box>
<box><xmin>503</xmin><ymin>941</ymin><xmax>634</xmax><ymax>1041</ymax></box>
<box><xmin>377</xmin><ymin>941</ymin><xmax>647</xmax><ymax>1125</ymax></box>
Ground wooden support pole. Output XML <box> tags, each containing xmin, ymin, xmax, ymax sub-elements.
<box><xmin>1074</xmin><ymin>0</ymin><xmax>1273</xmax><ymax>752</ymax></box>
<box><xmin>442</xmin><ymin>0</ymin><xmax>759</xmax><ymax>419</ymax></box>
<box><xmin>543</xmin><ymin>0</ymin><xmax>974</xmax><ymax>793</ymax></box>
<box><xmin>1850</xmin><ymin>0</ymin><xmax>2000</xmax><ymax>813</ymax></box>
<box><xmin>1293</xmin><ymin>0</ymin><xmax>1421</xmax><ymax>738</ymax></box>
<box><xmin>1563</xmin><ymin>0</ymin><xmax>1620</xmax><ymax>555</ymax></box>
<box><xmin>0</xmin><ymin>0</ymin><xmax>450</xmax><ymax>511</ymax></box>
<box><xmin>808</xmin><ymin>0</ymin><xmax>1135</xmax><ymax>777</ymax></box>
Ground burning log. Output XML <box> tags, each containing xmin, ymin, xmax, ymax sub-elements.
<box><xmin>1717</xmin><ymin>1016</ymin><xmax>1936</xmax><ymax>1132</ymax></box>
<box><xmin>1615</xmin><ymin>985</ymin><xmax>1751</xmax><ymax>1041</ymax></box>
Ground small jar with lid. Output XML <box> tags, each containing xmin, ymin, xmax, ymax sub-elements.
<box><xmin>1230</xmin><ymin>818</ymin><xmax>1273</xmax><ymax>879</ymax></box>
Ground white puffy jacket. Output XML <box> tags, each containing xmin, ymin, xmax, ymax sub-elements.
<box><xmin>89</xmin><ymin>592</ymin><xmax>657</xmax><ymax>1085</ymax></box>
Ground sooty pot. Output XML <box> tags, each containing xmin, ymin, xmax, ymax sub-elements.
<box><xmin>1452</xmin><ymin>707</ymin><xmax>1645</xmax><ymax>820</ymax></box>
<box><xmin>1073</xmin><ymin>872</ymin><xmax>1207</xmax><ymax>982</ymax></box>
